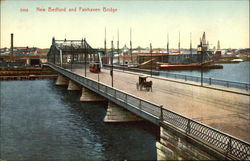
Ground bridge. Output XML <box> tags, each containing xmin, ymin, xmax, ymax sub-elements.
<box><xmin>45</xmin><ymin>38</ymin><xmax>250</xmax><ymax>160</ymax></box>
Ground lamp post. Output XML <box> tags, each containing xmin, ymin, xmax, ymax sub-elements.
<box><xmin>70</xmin><ymin>43</ymin><xmax>73</xmax><ymax>71</ymax></box>
<box><xmin>117</xmin><ymin>29</ymin><xmax>120</xmax><ymax>65</ymax></box>
<box><xmin>201</xmin><ymin>44</ymin><xmax>204</xmax><ymax>87</ymax></box>
<box><xmin>84</xmin><ymin>38</ymin><xmax>87</xmax><ymax>77</ymax></box>
<box><xmin>150</xmin><ymin>43</ymin><xmax>152</xmax><ymax>77</ymax></box>
<box><xmin>130</xmin><ymin>28</ymin><xmax>132</xmax><ymax>64</ymax></box>
<box><xmin>198</xmin><ymin>40</ymin><xmax>203</xmax><ymax>87</ymax></box>
<box><xmin>98</xmin><ymin>65</ymin><xmax>100</xmax><ymax>90</ymax></box>
<box><xmin>111</xmin><ymin>40</ymin><xmax>114</xmax><ymax>87</ymax></box>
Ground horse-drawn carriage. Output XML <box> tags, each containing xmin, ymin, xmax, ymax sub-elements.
<box><xmin>136</xmin><ymin>75</ymin><xmax>152</xmax><ymax>91</ymax></box>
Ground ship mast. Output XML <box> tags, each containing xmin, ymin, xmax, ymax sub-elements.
<box><xmin>178</xmin><ymin>31</ymin><xmax>180</xmax><ymax>54</ymax></box>
<box><xmin>190</xmin><ymin>32</ymin><xmax>192</xmax><ymax>56</ymax></box>
<box><xmin>167</xmin><ymin>32</ymin><xmax>169</xmax><ymax>53</ymax></box>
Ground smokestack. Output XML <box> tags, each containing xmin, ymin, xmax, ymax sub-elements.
<box><xmin>217</xmin><ymin>40</ymin><xmax>220</xmax><ymax>50</ymax></box>
<box><xmin>11</xmin><ymin>33</ymin><xmax>13</xmax><ymax>57</ymax></box>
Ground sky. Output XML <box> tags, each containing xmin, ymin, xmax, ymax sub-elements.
<box><xmin>0</xmin><ymin>0</ymin><xmax>249</xmax><ymax>49</ymax></box>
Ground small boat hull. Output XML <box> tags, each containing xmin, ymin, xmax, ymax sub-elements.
<box><xmin>159</xmin><ymin>64</ymin><xmax>223</xmax><ymax>70</ymax></box>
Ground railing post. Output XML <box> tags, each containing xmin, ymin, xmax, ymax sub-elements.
<box><xmin>160</xmin><ymin>105</ymin><xmax>163</xmax><ymax>122</ymax></box>
<box><xmin>105</xmin><ymin>86</ymin><xmax>107</xmax><ymax>94</ymax></box>
<box><xmin>227</xmin><ymin>137</ymin><xmax>232</xmax><ymax>155</ymax></box>
<box><xmin>125</xmin><ymin>94</ymin><xmax>127</xmax><ymax>104</ymax></box>
<box><xmin>209</xmin><ymin>78</ymin><xmax>211</xmax><ymax>85</ymax></box>
<box><xmin>114</xmin><ymin>90</ymin><xmax>116</xmax><ymax>98</ymax></box>
<box><xmin>185</xmin><ymin>75</ymin><xmax>187</xmax><ymax>81</ymax></box>
<box><xmin>227</xmin><ymin>81</ymin><xmax>229</xmax><ymax>88</ymax></box>
<box><xmin>139</xmin><ymin>99</ymin><xmax>142</xmax><ymax>110</ymax></box>
<box><xmin>187</xmin><ymin>119</ymin><xmax>191</xmax><ymax>134</ymax></box>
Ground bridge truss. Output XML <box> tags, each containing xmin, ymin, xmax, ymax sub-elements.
<box><xmin>47</xmin><ymin>37</ymin><xmax>98</xmax><ymax>66</ymax></box>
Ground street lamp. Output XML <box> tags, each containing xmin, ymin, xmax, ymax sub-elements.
<box><xmin>84</xmin><ymin>38</ymin><xmax>87</xmax><ymax>77</ymax></box>
<box><xmin>150</xmin><ymin>43</ymin><xmax>152</xmax><ymax>77</ymax></box>
<box><xmin>111</xmin><ymin>40</ymin><xmax>114</xmax><ymax>87</ymax></box>
<box><xmin>98</xmin><ymin>62</ymin><xmax>100</xmax><ymax>90</ymax></box>
<box><xmin>130</xmin><ymin>28</ymin><xmax>132</xmax><ymax>64</ymax></box>
<box><xmin>117</xmin><ymin>29</ymin><xmax>120</xmax><ymax>65</ymax></box>
<box><xmin>70</xmin><ymin>44</ymin><xmax>73</xmax><ymax>71</ymax></box>
<box><xmin>198</xmin><ymin>41</ymin><xmax>203</xmax><ymax>86</ymax></box>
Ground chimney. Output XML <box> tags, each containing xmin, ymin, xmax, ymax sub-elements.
<box><xmin>10</xmin><ymin>33</ymin><xmax>14</xmax><ymax>56</ymax></box>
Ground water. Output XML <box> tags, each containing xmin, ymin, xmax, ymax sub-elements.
<box><xmin>160</xmin><ymin>61</ymin><xmax>250</xmax><ymax>83</ymax></box>
<box><xmin>0</xmin><ymin>80</ymin><xmax>157</xmax><ymax>160</ymax></box>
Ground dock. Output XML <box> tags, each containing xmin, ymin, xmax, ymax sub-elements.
<box><xmin>0</xmin><ymin>66</ymin><xmax>57</xmax><ymax>80</ymax></box>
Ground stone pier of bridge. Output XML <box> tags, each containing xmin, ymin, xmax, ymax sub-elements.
<box><xmin>56</xmin><ymin>74</ymin><xmax>141</xmax><ymax>123</ymax></box>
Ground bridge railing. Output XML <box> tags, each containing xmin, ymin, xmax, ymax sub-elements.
<box><xmin>47</xmin><ymin>63</ymin><xmax>249</xmax><ymax>160</ymax></box>
<box><xmin>103</xmin><ymin>65</ymin><xmax>250</xmax><ymax>91</ymax></box>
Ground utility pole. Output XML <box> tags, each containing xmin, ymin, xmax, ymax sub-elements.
<box><xmin>111</xmin><ymin>40</ymin><xmax>114</xmax><ymax>87</ymax></box>
<box><xmin>199</xmin><ymin>39</ymin><xmax>204</xmax><ymax>87</ymax></box>
<box><xmin>71</xmin><ymin>42</ymin><xmax>73</xmax><ymax>71</ymax></box>
<box><xmin>81</xmin><ymin>38</ymin><xmax>84</xmax><ymax>64</ymax></box>
<box><xmin>117</xmin><ymin>29</ymin><xmax>120</xmax><ymax>65</ymax></box>
<box><xmin>150</xmin><ymin>43</ymin><xmax>153</xmax><ymax>77</ymax></box>
<box><xmin>84</xmin><ymin>38</ymin><xmax>87</xmax><ymax>77</ymax></box>
<box><xmin>104</xmin><ymin>27</ymin><xmax>107</xmax><ymax>64</ymax></box>
<box><xmin>178</xmin><ymin>31</ymin><xmax>181</xmax><ymax>54</ymax></box>
<box><xmin>130</xmin><ymin>28</ymin><xmax>132</xmax><ymax>64</ymax></box>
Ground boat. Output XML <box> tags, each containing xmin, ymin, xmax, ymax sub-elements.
<box><xmin>231</xmin><ymin>59</ymin><xmax>243</xmax><ymax>62</ymax></box>
<box><xmin>158</xmin><ymin>63</ymin><xmax>223</xmax><ymax>70</ymax></box>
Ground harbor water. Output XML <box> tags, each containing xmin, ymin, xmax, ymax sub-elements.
<box><xmin>0</xmin><ymin>80</ymin><xmax>157</xmax><ymax>160</ymax></box>
<box><xmin>160</xmin><ymin>62</ymin><xmax>250</xmax><ymax>83</ymax></box>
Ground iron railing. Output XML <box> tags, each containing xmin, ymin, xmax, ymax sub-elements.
<box><xmin>47</xmin><ymin>63</ymin><xmax>250</xmax><ymax>160</ymax></box>
<box><xmin>103</xmin><ymin>65</ymin><xmax>250</xmax><ymax>91</ymax></box>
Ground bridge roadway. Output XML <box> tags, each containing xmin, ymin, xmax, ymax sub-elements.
<box><xmin>70</xmin><ymin>66</ymin><xmax>249</xmax><ymax>143</ymax></box>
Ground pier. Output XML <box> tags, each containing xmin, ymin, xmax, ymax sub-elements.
<box><xmin>0</xmin><ymin>66</ymin><xmax>57</xmax><ymax>80</ymax></box>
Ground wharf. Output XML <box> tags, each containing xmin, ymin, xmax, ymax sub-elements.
<box><xmin>0</xmin><ymin>66</ymin><xmax>57</xmax><ymax>80</ymax></box>
<box><xmin>71</xmin><ymin>67</ymin><xmax>249</xmax><ymax>142</ymax></box>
